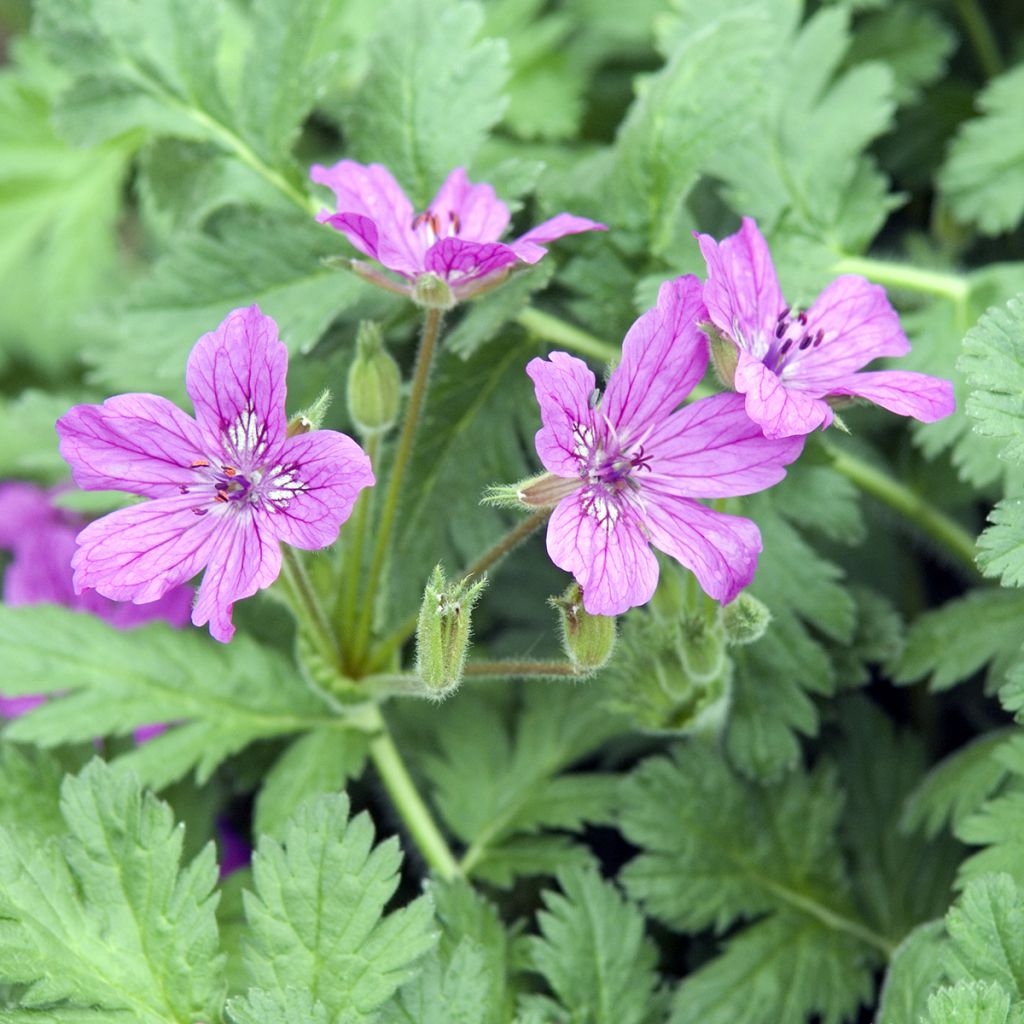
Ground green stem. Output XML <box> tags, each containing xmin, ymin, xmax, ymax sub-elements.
<box><xmin>462</xmin><ymin>660</ymin><xmax>581</xmax><ymax>678</ymax></box>
<box><xmin>517</xmin><ymin>307</ymin><xmax>619</xmax><ymax>363</ymax></box>
<box><xmin>353</xmin><ymin>308</ymin><xmax>445</xmax><ymax>666</ymax></box>
<box><xmin>280</xmin><ymin>546</ymin><xmax>340</xmax><ymax>666</ymax></box>
<box><xmin>365</xmin><ymin>704</ymin><xmax>460</xmax><ymax>879</ymax></box>
<box><xmin>953</xmin><ymin>0</ymin><xmax>1004</xmax><ymax>78</ymax></box>
<box><xmin>822</xmin><ymin>440</ymin><xmax>979</xmax><ymax>576</ymax></box>
<box><xmin>831</xmin><ymin>255</ymin><xmax>970</xmax><ymax>305</ymax></box>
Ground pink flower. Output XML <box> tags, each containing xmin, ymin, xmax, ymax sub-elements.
<box><xmin>695</xmin><ymin>217</ymin><xmax>956</xmax><ymax>439</ymax></box>
<box><xmin>56</xmin><ymin>306</ymin><xmax>374</xmax><ymax>643</ymax></box>
<box><xmin>311</xmin><ymin>161</ymin><xmax>606</xmax><ymax>303</ymax></box>
<box><xmin>526</xmin><ymin>276</ymin><xmax>804</xmax><ymax>616</ymax></box>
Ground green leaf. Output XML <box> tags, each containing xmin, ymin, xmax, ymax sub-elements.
<box><xmin>0</xmin><ymin>391</ymin><xmax>88</xmax><ymax>482</ymax></box>
<box><xmin>343</xmin><ymin>0</ymin><xmax>509</xmax><ymax>206</ymax></box>
<box><xmin>528</xmin><ymin>866</ymin><xmax>661</xmax><ymax>1024</ymax></box>
<box><xmin>925</xmin><ymin>981</ymin><xmax>1023</xmax><ymax>1024</ymax></box>
<box><xmin>878</xmin><ymin>921</ymin><xmax>951</xmax><ymax>1024</ymax></box>
<box><xmin>946</xmin><ymin>875</ymin><xmax>1024</xmax><ymax>997</ymax></box>
<box><xmin>0</xmin><ymin>604</ymin><xmax>341</xmax><ymax>789</ymax></box>
<box><xmin>0</xmin><ymin>743</ymin><xmax>72</xmax><ymax>842</ymax></box>
<box><xmin>957</xmin><ymin>789</ymin><xmax>1024</xmax><ymax>889</ymax></box>
<box><xmin>0</xmin><ymin>760</ymin><xmax>224</xmax><ymax>1020</ymax></box>
<box><xmin>243</xmin><ymin>793</ymin><xmax>437</xmax><ymax>1020</ymax></box>
<box><xmin>227</xmin><ymin>987</ymin><xmax>331</xmax><ymax>1024</ymax></box>
<box><xmin>380</xmin><ymin>940</ymin><xmax>490</xmax><ymax>1024</ymax></box>
<box><xmin>978</xmin><ymin>500</ymin><xmax>1024</xmax><ymax>588</ymax></box>
<box><xmin>939</xmin><ymin>65</ymin><xmax>1024</xmax><ymax>236</ymax></box>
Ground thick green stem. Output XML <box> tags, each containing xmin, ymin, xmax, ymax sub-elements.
<box><xmin>280</xmin><ymin>546</ymin><xmax>339</xmax><ymax>666</ymax></box>
<box><xmin>822</xmin><ymin>440</ymin><xmax>980</xmax><ymax>576</ymax></box>
<box><xmin>365</xmin><ymin>704</ymin><xmax>460</xmax><ymax>879</ymax></box>
<box><xmin>517</xmin><ymin>307</ymin><xmax>619</xmax><ymax>363</ymax></box>
<box><xmin>337</xmin><ymin>433</ymin><xmax>382</xmax><ymax>647</ymax></box>
<box><xmin>353</xmin><ymin>308</ymin><xmax>445</xmax><ymax>665</ymax></box>
<box><xmin>462</xmin><ymin>660</ymin><xmax>581</xmax><ymax>679</ymax></box>
<box><xmin>953</xmin><ymin>0</ymin><xmax>1004</xmax><ymax>78</ymax></box>
<box><xmin>831</xmin><ymin>255</ymin><xmax>970</xmax><ymax>305</ymax></box>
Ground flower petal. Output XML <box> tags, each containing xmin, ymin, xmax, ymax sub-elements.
<box><xmin>57</xmin><ymin>395</ymin><xmax>208</xmax><ymax>497</ymax></box>
<box><xmin>642</xmin><ymin>491</ymin><xmax>762</xmax><ymax>603</ymax></box>
<box><xmin>602</xmin><ymin>275</ymin><xmax>709</xmax><ymax>432</ymax></box>
<box><xmin>526</xmin><ymin>352</ymin><xmax>597</xmax><ymax>477</ymax></box>
<box><xmin>192</xmin><ymin>511</ymin><xmax>282</xmax><ymax>643</ymax></box>
<box><xmin>646</xmin><ymin>392</ymin><xmax>803</xmax><ymax>497</ymax></box>
<box><xmin>424</xmin><ymin>238</ymin><xmax>519</xmax><ymax>284</ymax></box>
<box><xmin>186</xmin><ymin>305</ymin><xmax>288</xmax><ymax>465</ymax></box>
<box><xmin>5</xmin><ymin>523</ymin><xmax>78</xmax><ymax>607</ymax></box>
<box><xmin>0</xmin><ymin>482</ymin><xmax>53</xmax><ymax>548</ymax></box>
<box><xmin>509</xmin><ymin>213</ymin><xmax>607</xmax><ymax>264</ymax></box>
<box><xmin>311</xmin><ymin>161</ymin><xmax>422</xmax><ymax>274</ymax></box>
<box><xmin>546</xmin><ymin>490</ymin><xmax>659</xmax><ymax>615</ymax></box>
<box><xmin>264</xmin><ymin>430</ymin><xmax>375</xmax><ymax>550</ymax></box>
<box><xmin>696</xmin><ymin>217</ymin><xmax>785</xmax><ymax>357</ymax></box>
<box><xmin>734</xmin><ymin>349</ymin><xmax>832</xmax><ymax>438</ymax></box>
<box><xmin>428</xmin><ymin>167</ymin><xmax>510</xmax><ymax>242</ymax></box>
<box><xmin>824</xmin><ymin>369</ymin><xmax>956</xmax><ymax>422</ymax></box>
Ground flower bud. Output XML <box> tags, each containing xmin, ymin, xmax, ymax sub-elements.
<box><xmin>347</xmin><ymin>322</ymin><xmax>401</xmax><ymax>436</ymax></box>
<box><xmin>286</xmin><ymin>389</ymin><xmax>332</xmax><ymax>437</ymax></box>
<box><xmin>551</xmin><ymin>582</ymin><xmax>616</xmax><ymax>674</ymax></box>
<box><xmin>702</xmin><ymin>321</ymin><xmax>738</xmax><ymax>390</ymax></box>
<box><xmin>413</xmin><ymin>272</ymin><xmax>456</xmax><ymax>310</ymax></box>
<box><xmin>415</xmin><ymin>566</ymin><xmax>487</xmax><ymax>697</ymax></box>
<box><xmin>721</xmin><ymin>592</ymin><xmax>772</xmax><ymax>646</ymax></box>
<box><xmin>680</xmin><ymin>614</ymin><xmax>726</xmax><ymax>683</ymax></box>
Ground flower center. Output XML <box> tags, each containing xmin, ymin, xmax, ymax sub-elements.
<box><xmin>765</xmin><ymin>307</ymin><xmax>826</xmax><ymax>374</ymax></box>
<box><xmin>411</xmin><ymin>209</ymin><xmax>461</xmax><ymax>246</ymax></box>
<box><xmin>571</xmin><ymin>419</ymin><xmax>652</xmax><ymax>518</ymax></box>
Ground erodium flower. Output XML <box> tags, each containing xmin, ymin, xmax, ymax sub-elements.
<box><xmin>311</xmin><ymin>161</ymin><xmax>606</xmax><ymax>304</ymax></box>
<box><xmin>525</xmin><ymin>276</ymin><xmax>804</xmax><ymax>616</ymax></box>
<box><xmin>56</xmin><ymin>306</ymin><xmax>374</xmax><ymax>643</ymax></box>
<box><xmin>695</xmin><ymin>217</ymin><xmax>955</xmax><ymax>439</ymax></box>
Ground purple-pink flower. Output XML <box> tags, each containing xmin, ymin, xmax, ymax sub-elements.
<box><xmin>56</xmin><ymin>305</ymin><xmax>374</xmax><ymax>643</ymax></box>
<box><xmin>526</xmin><ymin>276</ymin><xmax>804</xmax><ymax>616</ymax></box>
<box><xmin>695</xmin><ymin>217</ymin><xmax>956</xmax><ymax>439</ymax></box>
<box><xmin>311</xmin><ymin>161</ymin><xmax>606</xmax><ymax>302</ymax></box>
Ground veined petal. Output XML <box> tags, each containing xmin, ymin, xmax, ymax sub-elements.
<box><xmin>526</xmin><ymin>352</ymin><xmax>597</xmax><ymax>477</ymax></box>
<box><xmin>509</xmin><ymin>213</ymin><xmax>607</xmax><ymax>264</ymax></box>
<box><xmin>428</xmin><ymin>168</ymin><xmax>510</xmax><ymax>242</ymax></box>
<box><xmin>4</xmin><ymin>524</ymin><xmax>78</xmax><ymax>607</ymax></box>
<box><xmin>57</xmin><ymin>394</ymin><xmax>208</xmax><ymax>498</ymax></box>
<box><xmin>642</xmin><ymin>492</ymin><xmax>762</xmax><ymax>603</ymax></box>
<box><xmin>646</xmin><ymin>392</ymin><xmax>803</xmax><ymax>498</ymax></box>
<box><xmin>311</xmin><ymin>161</ymin><xmax>422</xmax><ymax>271</ymax></box>
<box><xmin>186</xmin><ymin>306</ymin><xmax>288</xmax><ymax>466</ymax></box>
<box><xmin>791</xmin><ymin>275</ymin><xmax>909</xmax><ymax>379</ymax></box>
<box><xmin>192</xmin><ymin>511</ymin><xmax>282</xmax><ymax>643</ymax></box>
<box><xmin>602</xmin><ymin>275</ymin><xmax>708</xmax><ymax>432</ymax></box>
<box><xmin>72</xmin><ymin>491</ymin><xmax>225</xmax><ymax>605</ymax></box>
<box><xmin>696</xmin><ymin>217</ymin><xmax>784</xmax><ymax>357</ymax></box>
<box><xmin>424</xmin><ymin>238</ymin><xmax>519</xmax><ymax>284</ymax></box>
<box><xmin>547</xmin><ymin>490</ymin><xmax>659</xmax><ymax>615</ymax></box>
<box><xmin>734</xmin><ymin>349</ymin><xmax>832</xmax><ymax>439</ymax></box>
<box><xmin>824</xmin><ymin>370</ymin><xmax>956</xmax><ymax>422</ymax></box>
<box><xmin>264</xmin><ymin>431</ymin><xmax>374</xmax><ymax>550</ymax></box>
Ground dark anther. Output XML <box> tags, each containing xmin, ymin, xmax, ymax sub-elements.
<box><xmin>779</xmin><ymin>339</ymin><xmax>793</xmax><ymax>356</ymax></box>
<box><xmin>797</xmin><ymin>311</ymin><xmax>808</xmax><ymax>326</ymax></box>
<box><xmin>192</xmin><ymin>507</ymin><xmax>207</xmax><ymax>516</ymax></box>
<box><xmin>798</xmin><ymin>335</ymin><xmax>812</xmax><ymax>350</ymax></box>
<box><xmin>813</xmin><ymin>329</ymin><xmax>825</xmax><ymax>347</ymax></box>
<box><xmin>778</xmin><ymin>306</ymin><xmax>790</xmax><ymax>321</ymax></box>
<box><xmin>775</xmin><ymin>321</ymin><xmax>786</xmax><ymax>338</ymax></box>
<box><xmin>412</xmin><ymin>211</ymin><xmax>431</xmax><ymax>230</ymax></box>
<box><xmin>450</xmin><ymin>211</ymin><xmax>461</xmax><ymax>234</ymax></box>
<box><xmin>179</xmin><ymin>484</ymin><xmax>190</xmax><ymax>495</ymax></box>
<box><xmin>215</xmin><ymin>491</ymin><xmax>229</xmax><ymax>503</ymax></box>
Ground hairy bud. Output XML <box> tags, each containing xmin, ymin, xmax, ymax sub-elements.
<box><xmin>721</xmin><ymin>592</ymin><xmax>772</xmax><ymax>646</ymax></box>
<box><xmin>347</xmin><ymin>322</ymin><xmax>401</xmax><ymax>436</ymax></box>
<box><xmin>286</xmin><ymin>389</ymin><xmax>332</xmax><ymax>437</ymax></box>
<box><xmin>702</xmin><ymin>321</ymin><xmax>738</xmax><ymax>390</ymax></box>
<box><xmin>413</xmin><ymin>272</ymin><xmax>456</xmax><ymax>310</ymax></box>
<box><xmin>551</xmin><ymin>583</ymin><xmax>616</xmax><ymax>674</ymax></box>
<box><xmin>415</xmin><ymin>566</ymin><xmax>487</xmax><ymax>697</ymax></box>
<box><xmin>680</xmin><ymin>615</ymin><xmax>726</xmax><ymax>683</ymax></box>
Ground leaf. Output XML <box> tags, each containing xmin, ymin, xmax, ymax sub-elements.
<box><xmin>343</xmin><ymin>0</ymin><xmax>509</xmax><ymax>206</ymax></box>
<box><xmin>0</xmin><ymin>760</ymin><xmax>224</xmax><ymax>1020</ymax></box>
<box><xmin>978</xmin><ymin>500</ymin><xmax>1024</xmax><ymax>588</ymax></box>
<box><xmin>227</xmin><ymin>987</ymin><xmax>331</xmax><ymax>1024</ymax></box>
<box><xmin>939</xmin><ymin>65</ymin><xmax>1024</xmax><ymax>236</ymax></box>
<box><xmin>527</xmin><ymin>866</ymin><xmax>660</xmax><ymax>1024</ymax></box>
<box><xmin>242</xmin><ymin>793</ymin><xmax>437</xmax><ymax>1020</ymax></box>
<box><xmin>878</xmin><ymin>921</ymin><xmax>952</xmax><ymax>1024</ymax></box>
<box><xmin>380</xmin><ymin>940</ymin><xmax>490</xmax><ymax>1024</ymax></box>
<box><xmin>0</xmin><ymin>743</ymin><xmax>72</xmax><ymax>842</ymax></box>
<box><xmin>0</xmin><ymin>604</ymin><xmax>345</xmax><ymax>789</ymax></box>
<box><xmin>925</xmin><ymin>981</ymin><xmax>1023</xmax><ymax>1024</ymax></box>
<box><xmin>0</xmin><ymin>391</ymin><xmax>88</xmax><ymax>482</ymax></box>
<box><xmin>956</xmin><ymin>790</ymin><xmax>1024</xmax><ymax>889</ymax></box>
<box><xmin>946</xmin><ymin>875</ymin><xmax>1024</xmax><ymax>997</ymax></box>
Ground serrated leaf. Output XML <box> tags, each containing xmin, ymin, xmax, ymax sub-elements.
<box><xmin>956</xmin><ymin>789</ymin><xmax>1024</xmax><ymax>888</ymax></box>
<box><xmin>227</xmin><ymin>987</ymin><xmax>331</xmax><ymax>1024</ymax></box>
<box><xmin>978</xmin><ymin>501</ymin><xmax>1024</xmax><ymax>588</ymax></box>
<box><xmin>0</xmin><ymin>743</ymin><xmax>73</xmax><ymax>842</ymax></box>
<box><xmin>946</xmin><ymin>875</ymin><xmax>1024</xmax><ymax>996</ymax></box>
<box><xmin>927</xmin><ymin>981</ymin><xmax>1024</xmax><ymax>1024</ymax></box>
<box><xmin>380</xmin><ymin>940</ymin><xmax>490</xmax><ymax>1024</ymax></box>
<box><xmin>878</xmin><ymin>921</ymin><xmax>951</xmax><ymax>1024</ymax></box>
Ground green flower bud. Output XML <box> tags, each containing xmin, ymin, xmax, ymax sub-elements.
<box><xmin>702</xmin><ymin>320</ymin><xmax>738</xmax><ymax>390</ymax></box>
<box><xmin>415</xmin><ymin>566</ymin><xmax>487</xmax><ymax>697</ymax></box>
<box><xmin>413</xmin><ymin>272</ymin><xmax>455</xmax><ymax>310</ymax></box>
<box><xmin>286</xmin><ymin>389</ymin><xmax>332</xmax><ymax>437</ymax></box>
<box><xmin>721</xmin><ymin>592</ymin><xmax>772</xmax><ymax>646</ymax></box>
<box><xmin>680</xmin><ymin>614</ymin><xmax>726</xmax><ymax>683</ymax></box>
<box><xmin>551</xmin><ymin>582</ymin><xmax>616</xmax><ymax>674</ymax></box>
<box><xmin>347</xmin><ymin>322</ymin><xmax>401</xmax><ymax>436</ymax></box>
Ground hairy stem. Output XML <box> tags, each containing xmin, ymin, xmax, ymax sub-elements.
<box><xmin>517</xmin><ymin>307</ymin><xmax>620</xmax><ymax>363</ymax></box>
<box><xmin>280</xmin><ymin>546</ymin><xmax>340</xmax><ymax>666</ymax></box>
<box><xmin>353</xmin><ymin>308</ymin><xmax>445</xmax><ymax>667</ymax></box>
<box><xmin>953</xmin><ymin>0</ymin><xmax>1004</xmax><ymax>78</ymax></box>
<box><xmin>462</xmin><ymin>660</ymin><xmax>581</xmax><ymax>678</ymax></box>
<box><xmin>365</xmin><ymin>704</ymin><xmax>460</xmax><ymax>879</ymax></box>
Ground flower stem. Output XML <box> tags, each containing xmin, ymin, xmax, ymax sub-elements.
<box><xmin>821</xmin><ymin>440</ymin><xmax>980</xmax><ymax>576</ymax></box>
<box><xmin>517</xmin><ymin>307</ymin><xmax>619</xmax><ymax>363</ymax></box>
<box><xmin>364</xmin><ymin>703</ymin><xmax>460</xmax><ymax>879</ymax></box>
<box><xmin>280</xmin><ymin>546</ymin><xmax>340</xmax><ymax>666</ymax></box>
<box><xmin>953</xmin><ymin>0</ymin><xmax>1004</xmax><ymax>78</ymax></box>
<box><xmin>831</xmin><ymin>255</ymin><xmax>970</xmax><ymax>305</ymax></box>
<box><xmin>353</xmin><ymin>308</ymin><xmax>445</xmax><ymax>667</ymax></box>
<box><xmin>462</xmin><ymin>660</ymin><xmax>581</xmax><ymax>679</ymax></box>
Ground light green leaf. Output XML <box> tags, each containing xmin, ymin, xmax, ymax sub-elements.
<box><xmin>946</xmin><ymin>874</ymin><xmax>1024</xmax><ymax>997</ymax></box>
<box><xmin>925</xmin><ymin>981</ymin><xmax>1022</xmax><ymax>1024</ymax></box>
<box><xmin>380</xmin><ymin>940</ymin><xmax>490</xmax><ymax>1024</ymax></box>
<box><xmin>978</xmin><ymin>501</ymin><xmax>1024</xmax><ymax>588</ymax></box>
<box><xmin>0</xmin><ymin>390</ymin><xmax>85</xmax><ymax>482</ymax></box>
<box><xmin>0</xmin><ymin>743</ymin><xmax>73</xmax><ymax>842</ymax></box>
<box><xmin>878</xmin><ymin>921</ymin><xmax>952</xmax><ymax>1024</ymax></box>
<box><xmin>957</xmin><ymin>789</ymin><xmax>1024</xmax><ymax>888</ymax></box>
<box><xmin>227</xmin><ymin>987</ymin><xmax>331</xmax><ymax>1024</ymax></box>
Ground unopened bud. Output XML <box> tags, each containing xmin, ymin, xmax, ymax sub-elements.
<box><xmin>415</xmin><ymin>566</ymin><xmax>487</xmax><ymax>696</ymax></box>
<box><xmin>413</xmin><ymin>272</ymin><xmax>455</xmax><ymax>310</ymax></box>
<box><xmin>514</xmin><ymin>473</ymin><xmax>583</xmax><ymax>509</ymax></box>
<box><xmin>702</xmin><ymin>321</ymin><xmax>738</xmax><ymax>390</ymax></box>
<box><xmin>551</xmin><ymin>583</ymin><xmax>616</xmax><ymax>673</ymax></box>
<box><xmin>721</xmin><ymin>592</ymin><xmax>771</xmax><ymax>646</ymax></box>
<box><xmin>347</xmin><ymin>322</ymin><xmax>401</xmax><ymax>435</ymax></box>
<box><xmin>680</xmin><ymin>615</ymin><xmax>726</xmax><ymax>683</ymax></box>
<box><xmin>287</xmin><ymin>389</ymin><xmax>332</xmax><ymax>437</ymax></box>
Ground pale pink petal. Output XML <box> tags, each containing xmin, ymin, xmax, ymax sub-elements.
<box><xmin>185</xmin><ymin>306</ymin><xmax>288</xmax><ymax>465</ymax></box>
<box><xmin>696</xmin><ymin>217</ymin><xmax>784</xmax><ymax>358</ymax></box>
<box><xmin>192</xmin><ymin>511</ymin><xmax>282</xmax><ymax>643</ymax></box>
<box><xmin>734</xmin><ymin>349</ymin><xmax>832</xmax><ymax>439</ymax></box>
<box><xmin>265</xmin><ymin>431</ymin><xmax>374</xmax><ymax>550</ymax></box>
<box><xmin>0</xmin><ymin>695</ymin><xmax>46</xmax><ymax>718</ymax></box>
<box><xmin>0</xmin><ymin>482</ymin><xmax>53</xmax><ymax>547</ymax></box>
<box><xmin>824</xmin><ymin>370</ymin><xmax>956</xmax><ymax>422</ymax></box>
<box><xmin>789</xmin><ymin>276</ymin><xmax>909</xmax><ymax>379</ymax></box>
<box><xmin>311</xmin><ymin>161</ymin><xmax>422</xmax><ymax>271</ymax></box>
<box><xmin>642</xmin><ymin>490</ymin><xmax>763</xmax><ymax>603</ymax></box>
<box><xmin>526</xmin><ymin>352</ymin><xmax>597</xmax><ymax>477</ymax></box>
<box><xmin>316</xmin><ymin>211</ymin><xmax>384</xmax><ymax>262</ymax></box>
<box><xmin>424</xmin><ymin>238</ymin><xmax>519</xmax><ymax>283</ymax></box>
<box><xmin>509</xmin><ymin>214</ymin><xmax>607</xmax><ymax>264</ymax></box>
<box><xmin>547</xmin><ymin>490</ymin><xmax>659</xmax><ymax>615</ymax></box>
<box><xmin>5</xmin><ymin>524</ymin><xmax>78</xmax><ymax>607</ymax></box>
<box><xmin>72</xmin><ymin>491</ymin><xmax>225</xmax><ymax>605</ymax></box>
<box><xmin>57</xmin><ymin>395</ymin><xmax>208</xmax><ymax>498</ymax></box>
<box><xmin>428</xmin><ymin>167</ymin><xmax>510</xmax><ymax>242</ymax></box>
<box><xmin>646</xmin><ymin>393</ymin><xmax>803</xmax><ymax>497</ymax></box>
<box><xmin>602</xmin><ymin>276</ymin><xmax>708</xmax><ymax>432</ymax></box>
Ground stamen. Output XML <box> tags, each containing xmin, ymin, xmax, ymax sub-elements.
<box><xmin>813</xmin><ymin>329</ymin><xmax>824</xmax><ymax>347</ymax></box>
<box><xmin>412</xmin><ymin>211</ymin><xmax>431</xmax><ymax>230</ymax></box>
<box><xmin>798</xmin><ymin>335</ymin><xmax>812</xmax><ymax>350</ymax></box>
<box><xmin>775</xmin><ymin>321</ymin><xmax>786</xmax><ymax>339</ymax></box>
<box><xmin>777</xmin><ymin>306</ymin><xmax>790</xmax><ymax>321</ymax></box>
<box><xmin>779</xmin><ymin>339</ymin><xmax>793</xmax><ymax>356</ymax></box>
<box><xmin>797</xmin><ymin>311</ymin><xmax>808</xmax><ymax>326</ymax></box>
<box><xmin>178</xmin><ymin>485</ymin><xmax>190</xmax><ymax>495</ymax></box>
<box><xmin>450</xmin><ymin>210</ymin><xmax>461</xmax><ymax>234</ymax></box>
<box><xmin>192</xmin><ymin>507</ymin><xmax>207</xmax><ymax>516</ymax></box>
<box><xmin>223</xmin><ymin>466</ymin><xmax>237</xmax><ymax>477</ymax></box>
<box><xmin>191</xmin><ymin>458</ymin><xmax>210</xmax><ymax>468</ymax></box>
<box><xmin>215</xmin><ymin>491</ymin><xmax>229</xmax><ymax>503</ymax></box>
